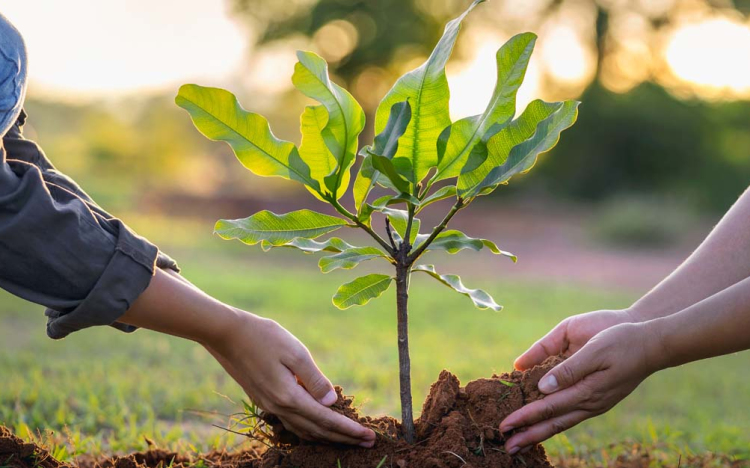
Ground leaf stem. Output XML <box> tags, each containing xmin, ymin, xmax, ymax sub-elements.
<box><xmin>407</xmin><ymin>198</ymin><xmax>465</xmax><ymax>264</ymax></box>
<box><xmin>330</xmin><ymin>198</ymin><xmax>396</xmax><ymax>257</ymax></box>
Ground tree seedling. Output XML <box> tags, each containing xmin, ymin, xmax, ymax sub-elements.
<box><xmin>176</xmin><ymin>0</ymin><xmax>578</xmax><ymax>444</ymax></box>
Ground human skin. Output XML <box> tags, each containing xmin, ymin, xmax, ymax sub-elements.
<box><xmin>119</xmin><ymin>268</ymin><xmax>376</xmax><ymax>447</ymax></box>
<box><xmin>501</xmin><ymin>188</ymin><xmax>750</xmax><ymax>453</ymax></box>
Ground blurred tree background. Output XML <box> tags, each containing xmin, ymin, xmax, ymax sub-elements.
<box><xmin>21</xmin><ymin>0</ymin><xmax>750</xmax><ymax>218</ymax></box>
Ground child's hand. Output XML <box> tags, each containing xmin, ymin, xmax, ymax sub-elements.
<box><xmin>500</xmin><ymin>322</ymin><xmax>662</xmax><ymax>453</ymax></box>
<box><xmin>207</xmin><ymin>312</ymin><xmax>377</xmax><ymax>447</ymax></box>
<box><xmin>513</xmin><ymin>309</ymin><xmax>635</xmax><ymax>371</ymax></box>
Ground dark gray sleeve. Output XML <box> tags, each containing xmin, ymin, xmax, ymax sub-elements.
<box><xmin>0</xmin><ymin>146</ymin><xmax>162</xmax><ymax>339</ymax></box>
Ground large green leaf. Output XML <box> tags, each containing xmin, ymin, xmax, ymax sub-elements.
<box><xmin>471</xmin><ymin>100</ymin><xmax>580</xmax><ymax>197</ymax></box>
<box><xmin>413</xmin><ymin>230</ymin><xmax>516</xmax><ymax>261</ymax></box>
<box><xmin>374</xmin><ymin>0</ymin><xmax>484</xmax><ymax>186</ymax></box>
<box><xmin>354</xmin><ymin>100</ymin><xmax>412</xmax><ymax>213</ymax></box>
<box><xmin>457</xmin><ymin>99</ymin><xmax>559</xmax><ymax>195</ymax></box>
<box><xmin>332</xmin><ymin>274</ymin><xmax>394</xmax><ymax>309</ymax></box>
<box><xmin>319</xmin><ymin>247</ymin><xmax>388</xmax><ymax>273</ymax></box>
<box><xmin>259</xmin><ymin>237</ymin><xmax>353</xmax><ymax>253</ymax></box>
<box><xmin>298</xmin><ymin>105</ymin><xmax>342</xmax><ymax>201</ymax></box>
<box><xmin>292</xmin><ymin>51</ymin><xmax>365</xmax><ymax>199</ymax></box>
<box><xmin>433</xmin><ymin>33</ymin><xmax>537</xmax><ymax>182</ymax></box>
<box><xmin>215</xmin><ymin>210</ymin><xmax>348</xmax><ymax>246</ymax></box>
<box><xmin>413</xmin><ymin>265</ymin><xmax>501</xmax><ymax>311</ymax></box>
<box><xmin>176</xmin><ymin>84</ymin><xmax>318</xmax><ymax>192</ymax></box>
<box><xmin>382</xmin><ymin>208</ymin><xmax>421</xmax><ymax>244</ymax></box>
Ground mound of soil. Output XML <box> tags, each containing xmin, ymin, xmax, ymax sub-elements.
<box><xmin>1</xmin><ymin>357</ymin><xmax>563</xmax><ymax>468</ymax></box>
<box><xmin>257</xmin><ymin>355</ymin><xmax>562</xmax><ymax>468</ymax></box>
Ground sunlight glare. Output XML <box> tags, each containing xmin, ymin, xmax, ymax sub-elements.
<box><xmin>447</xmin><ymin>32</ymin><xmax>541</xmax><ymax>121</ymax></box>
<box><xmin>665</xmin><ymin>17</ymin><xmax>750</xmax><ymax>96</ymax></box>
<box><xmin>1</xmin><ymin>1</ymin><xmax>247</xmax><ymax>100</ymax></box>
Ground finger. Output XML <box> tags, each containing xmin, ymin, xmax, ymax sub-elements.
<box><xmin>505</xmin><ymin>410</ymin><xmax>589</xmax><ymax>453</ymax></box>
<box><xmin>537</xmin><ymin>342</ymin><xmax>602</xmax><ymax>394</ymax></box>
<box><xmin>282</xmin><ymin>412</ymin><xmax>375</xmax><ymax>447</ymax></box>
<box><xmin>514</xmin><ymin>321</ymin><xmax>569</xmax><ymax>371</ymax></box>
<box><xmin>283</xmin><ymin>349</ymin><xmax>337</xmax><ymax>406</ymax></box>
<box><xmin>499</xmin><ymin>382</ymin><xmax>588</xmax><ymax>432</ymax></box>
<box><xmin>290</xmin><ymin>387</ymin><xmax>376</xmax><ymax>443</ymax></box>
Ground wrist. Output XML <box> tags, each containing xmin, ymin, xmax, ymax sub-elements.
<box><xmin>624</xmin><ymin>303</ymin><xmax>648</xmax><ymax>323</ymax></box>
<box><xmin>634</xmin><ymin>319</ymin><xmax>671</xmax><ymax>374</ymax></box>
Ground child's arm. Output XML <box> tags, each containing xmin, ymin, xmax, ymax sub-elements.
<box><xmin>120</xmin><ymin>268</ymin><xmax>376</xmax><ymax>447</ymax></box>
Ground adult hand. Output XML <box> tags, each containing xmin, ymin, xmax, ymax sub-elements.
<box><xmin>206</xmin><ymin>312</ymin><xmax>377</xmax><ymax>447</ymax></box>
<box><xmin>500</xmin><ymin>322</ymin><xmax>664</xmax><ymax>453</ymax></box>
<box><xmin>122</xmin><ymin>269</ymin><xmax>376</xmax><ymax>447</ymax></box>
<box><xmin>514</xmin><ymin>309</ymin><xmax>635</xmax><ymax>371</ymax></box>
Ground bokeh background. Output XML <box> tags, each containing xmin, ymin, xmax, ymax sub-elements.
<box><xmin>2</xmin><ymin>0</ymin><xmax>750</xmax><ymax>461</ymax></box>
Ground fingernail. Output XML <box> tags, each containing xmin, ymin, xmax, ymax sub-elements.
<box><xmin>500</xmin><ymin>425</ymin><xmax>514</xmax><ymax>433</ymax></box>
<box><xmin>508</xmin><ymin>446</ymin><xmax>520</xmax><ymax>455</ymax></box>
<box><xmin>320</xmin><ymin>390</ymin><xmax>337</xmax><ymax>406</ymax></box>
<box><xmin>538</xmin><ymin>374</ymin><xmax>558</xmax><ymax>393</ymax></box>
<box><xmin>359</xmin><ymin>440</ymin><xmax>375</xmax><ymax>448</ymax></box>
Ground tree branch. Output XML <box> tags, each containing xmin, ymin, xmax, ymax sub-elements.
<box><xmin>330</xmin><ymin>198</ymin><xmax>397</xmax><ymax>257</ymax></box>
<box><xmin>407</xmin><ymin>198</ymin><xmax>464</xmax><ymax>264</ymax></box>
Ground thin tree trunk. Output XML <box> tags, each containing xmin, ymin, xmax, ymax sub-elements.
<box><xmin>396</xmin><ymin>263</ymin><xmax>415</xmax><ymax>443</ymax></box>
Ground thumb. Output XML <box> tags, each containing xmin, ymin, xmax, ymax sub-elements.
<box><xmin>538</xmin><ymin>345</ymin><xmax>599</xmax><ymax>394</ymax></box>
<box><xmin>287</xmin><ymin>350</ymin><xmax>337</xmax><ymax>406</ymax></box>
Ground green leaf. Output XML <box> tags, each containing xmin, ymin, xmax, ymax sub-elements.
<box><xmin>413</xmin><ymin>230</ymin><xmax>516</xmax><ymax>261</ymax></box>
<box><xmin>371</xmin><ymin>153</ymin><xmax>412</xmax><ymax>194</ymax></box>
<box><xmin>382</xmin><ymin>208</ymin><xmax>421</xmax><ymax>244</ymax></box>
<box><xmin>292</xmin><ymin>51</ymin><xmax>365</xmax><ymax>199</ymax></box>
<box><xmin>472</xmin><ymin>100</ymin><xmax>580</xmax><ymax>197</ymax></box>
<box><xmin>298</xmin><ymin>105</ymin><xmax>343</xmax><ymax>201</ymax></box>
<box><xmin>215</xmin><ymin>210</ymin><xmax>348</xmax><ymax>247</ymax></box>
<box><xmin>332</xmin><ymin>274</ymin><xmax>393</xmax><ymax>309</ymax></box>
<box><xmin>319</xmin><ymin>247</ymin><xmax>388</xmax><ymax>273</ymax></box>
<box><xmin>433</xmin><ymin>32</ymin><xmax>537</xmax><ymax>182</ymax></box>
<box><xmin>354</xmin><ymin>100</ymin><xmax>412</xmax><ymax>212</ymax></box>
<box><xmin>259</xmin><ymin>237</ymin><xmax>354</xmax><ymax>253</ymax></box>
<box><xmin>413</xmin><ymin>265</ymin><xmax>501</xmax><ymax>311</ymax></box>
<box><xmin>176</xmin><ymin>84</ymin><xmax>318</xmax><ymax>192</ymax></box>
<box><xmin>374</xmin><ymin>0</ymin><xmax>484</xmax><ymax>186</ymax></box>
<box><xmin>416</xmin><ymin>185</ymin><xmax>457</xmax><ymax>213</ymax></box>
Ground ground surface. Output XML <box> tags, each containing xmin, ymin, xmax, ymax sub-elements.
<box><xmin>2</xmin><ymin>206</ymin><xmax>749</xmax><ymax>463</ymax></box>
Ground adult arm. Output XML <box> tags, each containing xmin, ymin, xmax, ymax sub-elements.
<box><xmin>515</xmin><ymin>187</ymin><xmax>750</xmax><ymax>370</ymax></box>
<box><xmin>119</xmin><ymin>269</ymin><xmax>377</xmax><ymax>447</ymax></box>
<box><xmin>500</xmin><ymin>275</ymin><xmax>750</xmax><ymax>452</ymax></box>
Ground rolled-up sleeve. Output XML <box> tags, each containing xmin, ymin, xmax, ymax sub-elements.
<box><xmin>0</xmin><ymin>151</ymin><xmax>161</xmax><ymax>339</ymax></box>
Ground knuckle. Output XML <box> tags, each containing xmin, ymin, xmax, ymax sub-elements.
<box><xmin>540</xmin><ymin>402</ymin><xmax>558</xmax><ymax>421</ymax></box>
<box><xmin>287</xmin><ymin>347</ymin><xmax>309</xmax><ymax>367</ymax></box>
<box><xmin>319</xmin><ymin>418</ymin><xmax>336</xmax><ymax>431</ymax></box>
<box><xmin>273</xmin><ymin>390</ymin><xmax>298</xmax><ymax>411</ymax></box>
<box><xmin>550</xmin><ymin>419</ymin><xmax>569</xmax><ymax>436</ymax></box>
<box><xmin>557</xmin><ymin>364</ymin><xmax>578</xmax><ymax>387</ymax></box>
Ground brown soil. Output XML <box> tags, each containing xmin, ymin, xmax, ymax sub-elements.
<box><xmin>1</xmin><ymin>357</ymin><xmax>562</xmax><ymax>468</ymax></box>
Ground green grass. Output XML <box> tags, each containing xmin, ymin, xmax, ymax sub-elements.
<box><xmin>1</xmin><ymin>214</ymin><xmax>749</xmax><ymax>460</ymax></box>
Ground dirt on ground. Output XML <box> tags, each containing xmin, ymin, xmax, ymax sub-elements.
<box><xmin>3</xmin><ymin>355</ymin><xmax>746</xmax><ymax>468</ymax></box>
<box><xmin>1</xmin><ymin>357</ymin><xmax>561</xmax><ymax>468</ymax></box>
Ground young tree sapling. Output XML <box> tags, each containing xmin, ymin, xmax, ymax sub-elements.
<box><xmin>176</xmin><ymin>0</ymin><xmax>579</xmax><ymax>444</ymax></box>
